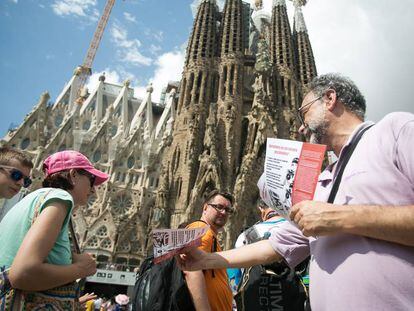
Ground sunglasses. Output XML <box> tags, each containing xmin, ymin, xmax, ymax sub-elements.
<box><xmin>0</xmin><ymin>165</ymin><xmax>32</xmax><ymax>188</ymax></box>
<box><xmin>208</xmin><ymin>203</ymin><xmax>235</xmax><ymax>215</ymax></box>
<box><xmin>78</xmin><ymin>170</ymin><xmax>96</xmax><ymax>188</ymax></box>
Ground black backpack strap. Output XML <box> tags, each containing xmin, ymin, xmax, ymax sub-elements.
<box><xmin>211</xmin><ymin>236</ymin><xmax>217</xmax><ymax>278</ymax></box>
<box><xmin>327</xmin><ymin>124</ymin><xmax>373</xmax><ymax>203</ymax></box>
<box><xmin>244</xmin><ymin>224</ymin><xmax>261</xmax><ymax>244</ymax></box>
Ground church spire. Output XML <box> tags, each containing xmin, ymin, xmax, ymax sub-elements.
<box><xmin>270</xmin><ymin>0</ymin><xmax>294</xmax><ymax>71</ymax></box>
<box><xmin>219</xmin><ymin>0</ymin><xmax>245</xmax><ymax>56</ymax></box>
<box><xmin>293</xmin><ymin>1</ymin><xmax>317</xmax><ymax>87</ymax></box>
<box><xmin>272</xmin><ymin>0</ymin><xmax>286</xmax><ymax>8</ymax></box>
<box><xmin>293</xmin><ymin>5</ymin><xmax>307</xmax><ymax>33</ymax></box>
<box><xmin>185</xmin><ymin>0</ymin><xmax>218</xmax><ymax>66</ymax></box>
<box><xmin>214</xmin><ymin>0</ymin><xmax>246</xmax><ymax>190</ymax></box>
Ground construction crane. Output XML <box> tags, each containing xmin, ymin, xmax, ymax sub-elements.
<box><xmin>75</xmin><ymin>0</ymin><xmax>116</xmax><ymax>104</ymax></box>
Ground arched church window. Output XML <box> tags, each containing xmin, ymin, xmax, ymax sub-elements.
<box><xmin>131</xmin><ymin>241</ymin><xmax>142</xmax><ymax>252</ymax></box>
<box><xmin>127</xmin><ymin>156</ymin><xmax>135</xmax><ymax>169</ymax></box>
<box><xmin>96</xmin><ymin>226</ymin><xmax>108</xmax><ymax>237</ymax></box>
<box><xmin>115</xmin><ymin>257</ymin><xmax>127</xmax><ymax>265</ymax></box>
<box><xmin>86</xmin><ymin>236</ymin><xmax>99</xmax><ymax>248</ymax></box>
<box><xmin>87</xmin><ymin>195</ymin><xmax>96</xmax><ymax>209</ymax></box>
<box><xmin>82</xmin><ymin>120</ymin><xmax>91</xmax><ymax>130</ymax></box>
<box><xmin>129</xmin><ymin>258</ymin><xmax>140</xmax><ymax>267</ymax></box>
<box><xmin>118</xmin><ymin>240</ymin><xmax>130</xmax><ymax>252</ymax></box>
<box><xmin>55</xmin><ymin>114</ymin><xmax>63</xmax><ymax>127</ymax></box>
<box><xmin>97</xmin><ymin>255</ymin><xmax>109</xmax><ymax>263</ymax></box>
<box><xmin>93</xmin><ymin>150</ymin><xmax>101</xmax><ymax>162</ymax></box>
<box><xmin>20</xmin><ymin>138</ymin><xmax>30</xmax><ymax>150</ymax></box>
<box><xmin>100</xmin><ymin>238</ymin><xmax>112</xmax><ymax>249</ymax></box>
<box><xmin>110</xmin><ymin>125</ymin><xmax>118</xmax><ymax>137</ymax></box>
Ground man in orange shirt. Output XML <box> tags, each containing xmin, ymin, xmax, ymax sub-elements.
<box><xmin>185</xmin><ymin>190</ymin><xmax>234</xmax><ymax>311</ymax></box>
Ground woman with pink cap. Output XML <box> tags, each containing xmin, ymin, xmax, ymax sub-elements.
<box><xmin>0</xmin><ymin>150</ymin><xmax>109</xmax><ymax>309</ymax></box>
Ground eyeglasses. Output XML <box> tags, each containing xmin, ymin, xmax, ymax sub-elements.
<box><xmin>78</xmin><ymin>170</ymin><xmax>96</xmax><ymax>188</ymax></box>
<box><xmin>296</xmin><ymin>95</ymin><xmax>323</xmax><ymax>127</ymax></box>
<box><xmin>208</xmin><ymin>203</ymin><xmax>234</xmax><ymax>215</ymax></box>
<box><xmin>0</xmin><ymin>165</ymin><xmax>32</xmax><ymax>188</ymax></box>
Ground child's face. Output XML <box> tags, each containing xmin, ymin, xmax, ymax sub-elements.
<box><xmin>0</xmin><ymin>159</ymin><xmax>31</xmax><ymax>199</ymax></box>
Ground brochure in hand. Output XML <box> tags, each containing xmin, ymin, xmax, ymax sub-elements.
<box><xmin>152</xmin><ymin>226</ymin><xmax>209</xmax><ymax>264</ymax></box>
<box><xmin>258</xmin><ymin>138</ymin><xmax>326</xmax><ymax>219</ymax></box>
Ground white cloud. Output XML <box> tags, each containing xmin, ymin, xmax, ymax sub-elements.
<box><xmin>123</xmin><ymin>12</ymin><xmax>137</xmax><ymax>23</ymax></box>
<box><xmin>86</xmin><ymin>69</ymin><xmax>122</xmax><ymax>93</ymax></box>
<box><xmin>132</xmin><ymin>49</ymin><xmax>186</xmax><ymax>101</ymax></box>
<box><xmin>153</xmin><ymin>31</ymin><xmax>164</xmax><ymax>43</ymax></box>
<box><xmin>149</xmin><ymin>44</ymin><xmax>162</xmax><ymax>55</ymax></box>
<box><xmin>303</xmin><ymin>0</ymin><xmax>414</xmax><ymax>120</ymax></box>
<box><xmin>10</xmin><ymin>0</ymin><xmax>18</xmax><ymax>3</ymax></box>
<box><xmin>140</xmin><ymin>49</ymin><xmax>185</xmax><ymax>102</ymax></box>
<box><xmin>110</xmin><ymin>22</ymin><xmax>152</xmax><ymax>66</ymax></box>
<box><xmin>86</xmin><ymin>68</ymin><xmax>147</xmax><ymax>101</ymax></box>
<box><xmin>133</xmin><ymin>86</ymin><xmax>147</xmax><ymax>100</ymax></box>
<box><xmin>143</xmin><ymin>28</ymin><xmax>164</xmax><ymax>42</ymax></box>
<box><xmin>123</xmin><ymin>47</ymin><xmax>152</xmax><ymax>66</ymax></box>
<box><xmin>51</xmin><ymin>0</ymin><xmax>98</xmax><ymax>21</ymax></box>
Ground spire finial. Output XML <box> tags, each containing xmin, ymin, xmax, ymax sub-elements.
<box><xmin>294</xmin><ymin>5</ymin><xmax>307</xmax><ymax>33</ymax></box>
<box><xmin>255</xmin><ymin>0</ymin><xmax>263</xmax><ymax>10</ymax></box>
<box><xmin>291</xmin><ymin>0</ymin><xmax>307</xmax><ymax>7</ymax></box>
<box><xmin>99</xmin><ymin>73</ymin><xmax>106</xmax><ymax>82</ymax></box>
<box><xmin>146</xmin><ymin>83</ymin><xmax>154</xmax><ymax>93</ymax></box>
<box><xmin>272</xmin><ymin>0</ymin><xmax>286</xmax><ymax>7</ymax></box>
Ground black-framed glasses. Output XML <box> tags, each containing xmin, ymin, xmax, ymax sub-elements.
<box><xmin>296</xmin><ymin>95</ymin><xmax>323</xmax><ymax>127</ymax></box>
<box><xmin>0</xmin><ymin>165</ymin><xmax>32</xmax><ymax>188</ymax></box>
<box><xmin>208</xmin><ymin>203</ymin><xmax>234</xmax><ymax>215</ymax></box>
<box><xmin>78</xmin><ymin>170</ymin><xmax>96</xmax><ymax>188</ymax></box>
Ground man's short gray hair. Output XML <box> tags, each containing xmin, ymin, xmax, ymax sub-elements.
<box><xmin>308</xmin><ymin>73</ymin><xmax>366</xmax><ymax>120</ymax></box>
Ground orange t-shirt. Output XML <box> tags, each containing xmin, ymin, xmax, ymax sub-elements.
<box><xmin>187</xmin><ymin>221</ymin><xmax>233</xmax><ymax>311</ymax></box>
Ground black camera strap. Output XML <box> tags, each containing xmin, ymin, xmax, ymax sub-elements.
<box><xmin>327</xmin><ymin>124</ymin><xmax>374</xmax><ymax>204</ymax></box>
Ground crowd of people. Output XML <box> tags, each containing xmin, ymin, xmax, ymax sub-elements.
<box><xmin>84</xmin><ymin>294</ymin><xmax>131</xmax><ymax>310</ymax></box>
<box><xmin>0</xmin><ymin>73</ymin><xmax>413</xmax><ymax>311</ymax></box>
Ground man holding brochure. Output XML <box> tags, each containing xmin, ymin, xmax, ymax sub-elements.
<box><xmin>178</xmin><ymin>73</ymin><xmax>414</xmax><ymax>310</ymax></box>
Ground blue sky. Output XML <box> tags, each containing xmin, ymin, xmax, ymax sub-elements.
<box><xmin>1</xmin><ymin>0</ymin><xmax>414</xmax><ymax>137</ymax></box>
<box><xmin>0</xmin><ymin>0</ymin><xmax>194</xmax><ymax>135</ymax></box>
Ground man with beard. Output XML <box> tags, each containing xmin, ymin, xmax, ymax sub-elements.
<box><xmin>178</xmin><ymin>73</ymin><xmax>414</xmax><ymax>311</ymax></box>
<box><xmin>185</xmin><ymin>190</ymin><xmax>234</xmax><ymax>311</ymax></box>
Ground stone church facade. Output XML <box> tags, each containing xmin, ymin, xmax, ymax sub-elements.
<box><xmin>153</xmin><ymin>0</ymin><xmax>317</xmax><ymax>247</ymax></box>
<box><xmin>1</xmin><ymin>0</ymin><xmax>316</xmax><ymax>269</ymax></box>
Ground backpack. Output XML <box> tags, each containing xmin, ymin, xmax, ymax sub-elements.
<box><xmin>131</xmin><ymin>220</ymin><xmax>212</xmax><ymax>311</ymax></box>
<box><xmin>131</xmin><ymin>255</ymin><xmax>195</xmax><ymax>311</ymax></box>
<box><xmin>234</xmin><ymin>222</ymin><xmax>309</xmax><ymax>311</ymax></box>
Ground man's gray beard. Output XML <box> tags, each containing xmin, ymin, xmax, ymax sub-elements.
<box><xmin>308</xmin><ymin>112</ymin><xmax>328</xmax><ymax>144</ymax></box>
<box><xmin>309</xmin><ymin>127</ymin><xmax>325</xmax><ymax>144</ymax></box>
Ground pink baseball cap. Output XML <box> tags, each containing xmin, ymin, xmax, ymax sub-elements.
<box><xmin>43</xmin><ymin>150</ymin><xmax>109</xmax><ymax>186</ymax></box>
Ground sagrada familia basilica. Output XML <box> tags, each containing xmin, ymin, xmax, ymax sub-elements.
<box><xmin>1</xmin><ymin>0</ymin><xmax>316</xmax><ymax>269</ymax></box>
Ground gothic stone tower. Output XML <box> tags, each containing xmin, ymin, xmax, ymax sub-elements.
<box><xmin>155</xmin><ymin>0</ymin><xmax>317</xmax><ymax>247</ymax></box>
